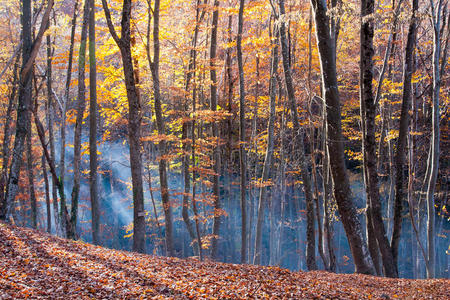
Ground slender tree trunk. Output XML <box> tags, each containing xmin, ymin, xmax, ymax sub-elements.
<box><xmin>0</xmin><ymin>58</ymin><xmax>19</xmax><ymax>219</ymax></box>
<box><xmin>101</xmin><ymin>0</ymin><xmax>146</xmax><ymax>253</ymax></box>
<box><xmin>308</xmin><ymin>7</ymin><xmax>327</xmax><ymax>270</ymax></box>
<box><xmin>59</xmin><ymin>0</ymin><xmax>79</xmax><ymax>228</ymax></box>
<box><xmin>425</xmin><ymin>0</ymin><xmax>443</xmax><ymax>278</ymax></box>
<box><xmin>42</xmin><ymin>154</ymin><xmax>51</xmax><ymax>233</ymax></box>
<box><xmin>278</xmin><ymin>0</ymin><xmax>316</xmax><ymax>271</ymax></box>
<box><xmin>210</xmin><ymin>0</ymin><xmax>221</xmax><ymax>259</ymax></box>
<box><xmin>46</xmin><ymin>30</ymin><xmax>60</xmax><ymax>236</ymax></box>
<box><xmin>150</xmin><ymin>0</ymin><xmax>173</xmax><ymax>256</ymax></box>
<box><xmin>88</xmin><ymin>0</ymin><xmax>99</xmax><ymax>245</ymax></box>
<box><xmin>26</xmin><ymin>110</ymin><xmax>37</xmax><ymax>229</ymax></box>
<box><xmin>33</xmin><ymin>109</ymin><xmax>67</xmax><ymax>226</ymax></box>
<box><xmin>254</xmin><ymin>26</ymin><xmax>278</xmax><ymax>265</ymax></box>
<box><xmin>69</xmin><ymin>0</ymin><xmax>89</xmax><ymax>240</ymax></box>
<box><xmin>146</xmin><ymin>164</ymin><xmax>165</xmax><ymax>254</ymax></box>
<box><xmin>191</xmin><ymin>115</ymin><xmax>203</xmax><ymax>261</ymax></box>
<box><xmin>391</xmin><ymin>0</ymin><xmax>418</xmax><ymax>270</ymax></box>
<box><xmin>310</xmin><ymin>0</ymin><xmax>374</xmax><ymax>274</ymax></box>
<box><xmin>322</xmin><ymin>152</ymin><xmax>336</xmax><ymax>272</ymax></box>
<box><xmin>237</xmin><ymin>0</ymin><xmax>247</xmax><ymax>264</ymax></box>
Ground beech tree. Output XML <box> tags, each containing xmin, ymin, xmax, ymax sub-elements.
<box><xmin>101</xmin><ymin>0</ymin><xmax>146</xmax><ymax>253</ymax></box>
<box><xmin>310</xmin><ymin>0</ymin><xmax>374</xmax><ymax>274</ymax></box>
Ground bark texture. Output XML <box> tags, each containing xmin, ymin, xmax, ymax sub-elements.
<box><xmin>391</xmin><ymin>0</ymin><xmax>418</xmax><ymax>272</ymax></box>
<box><xmin>101</xmin><ymin>0</ymin><xmax>146</xmax><ymax>253</ymax></box>
<box><xmin>310</xmin><ymin>0</ymin><xmax>374</xmax><ymax>274</ymax></box>
<box><xmin>237</xmin><ymin>0</ymin><xmax>247</xmax><ymax>264</ymax></box>
<box><xmin>360</xmin><ymin>0</ymin><xmax>398</xmax><ymax>277</ymax></box>
<box><xmin>88</xmin><ymin>0</ymin><xmax>100</xmax><ymax>245</ymax></box>
<box><xmin>69</xmin><ymin>0</ymin><xmax>89</xmax><ymax>240</ymax></box>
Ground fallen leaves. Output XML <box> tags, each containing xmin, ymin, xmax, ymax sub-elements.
<box><xmin>0</xmin><ymin>222</ymin><xmax>449</xmax><ymax>299</ymax></box>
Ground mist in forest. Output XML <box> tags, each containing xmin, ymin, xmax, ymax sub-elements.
<box><xmin>33</xmin><ymin>130</ymin><xmax>448</xmax><ymax>279</ymax></box>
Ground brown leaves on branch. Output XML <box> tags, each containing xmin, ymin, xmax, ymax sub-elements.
<box><xmin>0</xmin><ymin>222</ymin><xmax>448</xmax><ymax>299</ymax></box>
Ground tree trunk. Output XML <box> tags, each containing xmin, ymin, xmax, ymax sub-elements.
<box><xmin>278</xmin><ymin>0</ymin><xmax>316</xmax><ymax>271</ymax></box>
<box><xmin>360</xmin><ymin>0</ymin><xmax>398</xmax><ymax>277</ymax></box>
<box><xmin>69</xmin><ymin>0</ymin><xmax>89</xmax><ymax>240</ymax></box>
<box><xmin>310</xmin><ymin>0</ymin><xmax>374</xmax><ymax>274</ymax></box>
<box><xmin>42</xmin><ymin>154</ymin><xmax>51</xmax><ymax>233</ymax></box>
<box><xmin>101</xmin><ymin>0</ymin><xmax>146</xmax><ymax>253</ymax></box>
<box><xmin>46</xmin><ymin>30</ymin><xmax>60</xmax><ymax>236</ymax></box>
<box><xmin>88</xmin><ymin>0</ymin><xmax>99</xmax><ymax>245</ymax></box>
<box><xmin>5</xmin><ymin>0</ymin><xmax>33</xmax><ymax>222</ymax></box>
<box><xmin>26</xmin><ymin>110</ymin><xmax>37</xmax><ymax>229</ymax></box>
<box><xmin>150</xmin><ymin>0</ymin><xmax>173</xmax><ymax>256</ymax></box>
<box><xmin>391</xmin><ymin>0</ymin><xmax>419</xmax><ymax>271</ymax></box>
<box><xmin>210</xmin><ymin>0</ymin><xmax>221</xmax><ymax>260</ymax></box>
<box><xmin>254</xmin><ymin>25</ymin><xmax>278</xmax><ymax>265</ymax></box>
<box><xmin>425</xmin><ymin>0</ymin><xmax>443</xmax><ymax>278</ymax></box>
<box><xmin>237</xmin><ymin>0</ymin><xmax>247</xmax><ymax>264</ymax></box>
<box><xmin>60</xmin><ymin>0</ymin><xmax>79</xmax><ymax>230</ymax></box>
<box><xmin>0</xmin><ymin>58</ymin><xmax>19</xmax><ymax>219</ymax></box>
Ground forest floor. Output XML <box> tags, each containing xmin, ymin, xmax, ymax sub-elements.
<box><xmin>0</xmin><ymin>222</ymin><xmax>448</xmax><ymax>299</ymax></box>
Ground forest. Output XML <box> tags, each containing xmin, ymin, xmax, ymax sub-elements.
<box><xmin>0</xmin><ymin>0</ymin><xmax>448</xmax><ymax>283</ymax></box>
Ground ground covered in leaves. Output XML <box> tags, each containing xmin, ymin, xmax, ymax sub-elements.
<box><xmin>0</xmin><ymin>222</ymin><xmax>448</xmax><ymax>299</ymax></box>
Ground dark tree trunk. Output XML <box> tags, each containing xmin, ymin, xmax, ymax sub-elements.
<box><xmin>150</xmin><ymin>0</ymin><xmax>173</xmax><ymax>256</ymax></box>
<box><xmin>237</xmin><ymin>0</ymin><xmax>247</xmax><ymax>264</ymax></box>
<box><xmin>391</xmin><ymin>0</ymin><xmax>419</xmax><ymax>271</ymax></box>
<box><xmin>0</xmin><ymin>58</ymin><xmax>19</xmax><ymax>219</ymax></box>
<box><xmin>46</xmin><ymin>31</ymin><xmax>60</xmax><ymax>236</ymax></box>
<box><xmin>42</xmin><ymin>154</ymin><xmax>51</xmax><ymax>233</ymax></box>
<box><xmin>88</xmin><ymin>0</ymin><xmax>99</xmax><ymax>245</ymax></box>
<box><xmin>360</xmin><ymin>0</ymin><xmax>398</xmax><ymax>277</ymax></box>
<box><xmin>5</xmin><ymin>0</ymin><xmax>33</xmax><ymax>221</ymax></box>
<box><xmin>210</xmin><ymin>0</ymin><xmax>221</xmax><ymax>260</ymax></box>
<box><xmin>310</xmin><ymin>0</ymin><xmax>374</xmax><ymax>274</ymax></box>
<box><xmin>101</xmin><ymin>0</ymin><xmax>146</xmax><ymax>253</ymax></box>
<box><xmin>59</xmin><ymin>0</ymin><xmax>79</xmax><ymax>227</ymax></box>
<box><xmin>69</xmin><ymin>0</ymin><xmax>89</xmax><ymax>240</ymax></box>
<box><xmin>278</xmin><ymin>0</ymin><xmax>316</xmax><ymax>271</ymax></box>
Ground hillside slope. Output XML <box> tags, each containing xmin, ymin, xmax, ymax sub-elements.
<box><xmin>0</xmin><ymin>222</ymin><xmax>448</xmax><ymax>299</ymax></box>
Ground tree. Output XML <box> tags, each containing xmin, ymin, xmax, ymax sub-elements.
<box><xmin>70</xmin><ymin>0</ymin><xmax>89</xmax><ymax>240</ymax></box>
<box><xmin>360</xmin><ymin>0</ymin><xmax>397</xmax><ymax>277</ymax></box>
<box><xmin>391</xmin><ymin>0</ymin><xmax>419</xmax><ymax>272</ymax></box>
<box><xmin>89</xmin><ymin>0</ymin><xmax>100</xmax><ymax>245</ymax></box>
<box><xmin>4</xmin><ymin>0</ymin><xmax>54</xmax><ymax>222</ymax></box>
<box><xmin>237</xmin><ymin>0</ymin><xmax>247</xmax><ymax>264</ymax></box>
<box><xmin>309</xmin><ymin>0</ymin><xmax>375</xmax><ymax>274</ymax></box>
<box><xmin>278</xmin><ymin>0</ymin><xmax>317</xmax><ymax>271</ymax></box>
<box><xmin>210</xmin><ymin>0</ymin><xmax>221</xmax><ymax>260</ymax></box>
<box><xmin>149</xmin><ymin>0</ymin><xmax>174</xmax><ymax>257</ymax></box>
<box><xmin>425</xmin><ymin>0</ymin><xmax>445</xmax><ymax>278</ymax></box>
<box><xmin>59</xmin><ymin>0</ymin><xmax>79</xmax><ymax>232</ymax></box>
<box><xmin>0</xmin><ymin>58</ymin><xmax>19</xmax><ymax>219</ymax></box>
<box><xmin>101</xmin><ymin>0</ymin><xmax>146</xmax><ymax>253</ymax></box>
<box><xmin>254</xmin><ymin>17</ymin><xmax>278</xmax><ymax>266</ymax></box>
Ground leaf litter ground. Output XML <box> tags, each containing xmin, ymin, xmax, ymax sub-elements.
<box><xmin>0</xmin><ymin>222</ymin><xmax>448</xmax><ymax>299</ymax></box>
